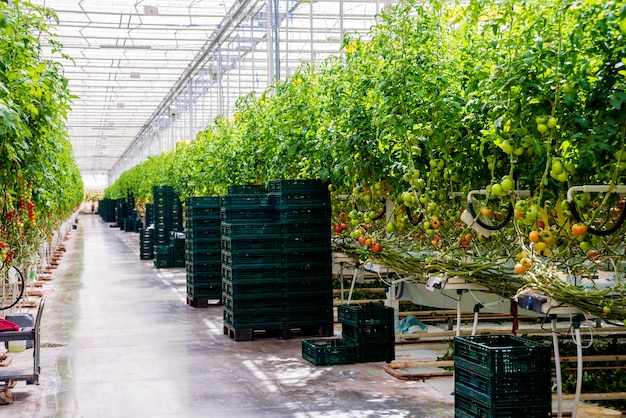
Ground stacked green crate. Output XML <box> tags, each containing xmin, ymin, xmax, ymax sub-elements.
<box><xmin>153</xmin><ymin>186</ymin><xmax>182</xmax><ymax>268</ymax></box>
<box><xmin>115</xmin><ymin>198</ymin><xmax>128</xmax><ymax>229</ymax></box>
<box><xmin>454</xmin><ymin>335</ymin><xmax>551</xmax><ymax>417</ymax></box>
<box><xmin>185</xmin><ymin>197</ymin><xmax>222</xmax><ymax>306</ymax></box>
<box><xmin>98</xmin><ymin>198</ymin><xmax>116</xmax><ymax>222</ymax></box>
<box><xmin>154</xmin><ymin>244</ymin><xmax>173</xmax><ymax>268</ymax></box>
<box><xmin>170</xmin><ymin>231</ymin><xmax>185</xmax><ymax>267</ymax></box>
<box><xmin>145</xmin><ymin>203</ymin><xmax>154</xmax><ymax>227</ymax></box>
<box><xmin>153</xmin><ymin>186</ymin><xmax>183</xmax><ymax>247</ymax></box>
<box><xmin>269</xmin><ymin>179</ymin><xmax>333</xmax><ymax>335</ymax></box>
<box><xmin>337</xmin><ymin>303</ymin><xmax>395</xmax><ymax>363</ymax></box>
<box><xmin>139</xmin><ymin>227</ymin><xmax>154</xmax><ymax>260</ymax></box>
<box><xmin>221</xmin><ymin>186</ymin><xmax>283</xmax><ymax>339</ymax></box>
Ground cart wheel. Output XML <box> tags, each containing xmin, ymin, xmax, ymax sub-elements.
<box><xmin>0</xmin><ymin>388</ymin><xmax>15</xmax><ymax>405</ymax></box>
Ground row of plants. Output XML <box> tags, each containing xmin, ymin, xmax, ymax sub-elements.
<box><xmin>0</xmin><ymin>1</ymin><xmax>83</xmax><ymax>277</ymax></box>
<box><xmin>106</xmin><ymin>0</ymin><xmax>626</xmax><ymax>320</ymax></box>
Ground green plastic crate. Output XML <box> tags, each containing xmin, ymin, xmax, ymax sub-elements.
<box><xmin>223</xmin><ymin>308</ymin><xmax>285</xmax><ymax>328</ymax></box>
<box><xmin>186</xmin><ymin>283</ymin><xmax>222</xmax><ymax>299</ymax></box>
<box><xmin>453</xmin><ymin>335</ymin><xmax>551</xmax><ymax>377</ymax></box>
<box><xmin>221</xmin><ymin>222</ymin><xmax>282</xmax><ymax>238</ymax></box>
<box><xmin>454</xmin><ymin>390</ymin><xmax>551</xmax><ymax>418</ymax></box>
<box><xmin>455</xmin><ymin>367</ymin><xmax>551</xmax><ymax>406</ymax></box>
<box><xmin>221</xmin><ymin>236</ymin><xmax>281</xmax><ymax>252</ymax></box>
<box><xmin>228</xmin><ymin>185</ymin><xmax>266</xmax><ymax>194</ymax></box>
<box><xmin>222</xmin><ymin>279</ymin><xmax>283</xmax><ymax>298</ymax></box>
<box><xmin>337</xmin><ymin>303</ymin><xmax>394</xmax><ymax>327</ymax></box>
<box><xmin>341</xmin><ymin>323</ymin><xmax>395</xmax><ymax>345</ymax></box>
<box><xmin>222</xmin><ymin>294</ymin><xmax>284</xmax><ymax>313</ymax></box>
<box><xmin>267</xmin><ymin>179</ymin><xmax>328</xmax><ymax>194</ymax></box>
<box><xmin>221</xmin><ymin>250</ymin><xmax>282</xmax><ymax>267</ymax></box>
<box><xmin>301</xmin><ymin>338</ymin><xmax>356</xmax><ymax>366</ymax></box>
<box><xmin>354</xmin><ymin>341</ymin><xmax>395</xmax><ymax>363</ymax></box>
<box><xmin>222</xmin><ymin>265</ymin><xmax>282</xmax><ymax>283</ymax></box>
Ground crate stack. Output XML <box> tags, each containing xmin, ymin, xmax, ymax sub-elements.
<box><xmin>152</xmin><ymin>186</ymin><xmax>183</xmax><ymax>269</ymax></box>
<box><xmin>302</xmin><ymin>303</ymin><xmax>394</xmax><ymax>366</ymax></box>
<box><xmin>185</xmin><ymin>197</ymin><xmax>222</xmax><ymax>307</ymax></box>
<box><xmin>139</xmin><ymin>227</ymin><xmax>154</xmax><ymax>260</ymax></box>
<box><xmin>454</xmin><ymin>334</ymin><xmax>552</xmax><ymax>418</ymax></box>
<box><xmin>221</xmin><ymin>186</ymin><xmax>283</xmax><ymax>341</ymax></box>
<box><xmin>115</xmin><ymin>198</ymin><xmax>129</xmax><ymax>229</ymax></box>
<box><xmin>337</xmin><ymin>303</ymin><xmax>395</xmax><ymax>363</ymax></box>
<box><xmin>144</xmin><ymin>203</ymin><xmax>154</xmax><ymax>227</ymax></box>
<box><xmin>170</xmin><ymin>232</ymin><xmax>186</xmax><ymax>267</ymax></box>
<box><xmin>269</xmin><ymin>179</ymin><xmax>334</xmax><ymax>336</ymax></box>
<box><xmin>98</xmin><ymin>198</ymin><xmax>116</xmax><ymax>223</ymax></box>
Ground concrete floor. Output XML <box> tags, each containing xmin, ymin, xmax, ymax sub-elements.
<box><xmin>1</xmin><ymin>214</ymin><xmax>455</xmax><ymax>417</ymax></box>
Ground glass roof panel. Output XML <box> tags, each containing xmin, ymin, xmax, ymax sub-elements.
<box><xmin>31</xmin><ymin>0</ymin><xmax>389</xmax><ymax>186</ymax></box>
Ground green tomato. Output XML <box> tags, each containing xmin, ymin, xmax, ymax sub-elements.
<box><xmin>537</xmin><ymin>123</ymin><xmax>548</xmax><ymax>134</ymax></box>
<box><xmin>547</xmin><ymin>117</ymin><xmax>557</xmax><ymax>129</ymax></box>
<box><xmin>551</xmin><ymin>159</ymin><xmax>563</xmax><ymax>174</ymax></box>
<box><xmin>525</xmin><ymin>204</ymin><xmax>539</xmax><ymax>220</ymax></box>
<box><xmin>500</xmin><ymin>140</ymin><xmax>514</xmax><ymax>154</ymax></box>
<box><xmin>515</xmin><ymin>200</ymin><xmax>528</xmax><ymax>214</ymax></box>
<box><xmin>500</xmin><ymin>177</ymin><xmax>514</xmax><ymax>192</ymax></box>
<box><xmin>491</xmin><ymin>183</ymin><xmax>505</xmax><ymax>197</ymax></box>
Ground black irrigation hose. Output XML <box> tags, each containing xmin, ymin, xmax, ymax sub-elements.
<box><xmin>405</xmin><ymin>206</ymin><xmax>423</xmax><ymax>226</ymax></box>
<box><xmin>568</xmin><ymin>199</ymin><xmax>626</xmax><ymax>236</ymax></box>
<box><xmin>467</xmin><ymin>198</ymin><xmax>514</xmax><ymax>231</ymax></box>
<box><xmin>0</xmin><ymin>266</ymin><xmax>25</xmax><ymax>311</ymax></box>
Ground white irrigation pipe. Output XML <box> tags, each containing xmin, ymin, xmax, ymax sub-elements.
<box><xmin>552</xmin><ymin>315</ymin><xmax>563</xmax><ymax>418</ymax></box>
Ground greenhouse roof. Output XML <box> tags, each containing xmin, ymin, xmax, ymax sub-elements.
<box><xmin>31</xmin><ymin>0</ymin><xmax>387</xmax><ymax>187</ymax></box>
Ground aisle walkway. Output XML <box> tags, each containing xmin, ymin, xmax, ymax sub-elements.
<box><xmin>3</xmin><ymin>214</ymin><xmax>454</xmax><ymax>418</ymax></box>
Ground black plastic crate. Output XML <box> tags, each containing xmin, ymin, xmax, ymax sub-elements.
<box><xmin>268</xmin><ymin>179</ymin><xmax>327</xmax><ymax>194</ymax></box>
<box><xmin>185</xmin><ymin>196</ymin><xmax>221</xmax><ymax>208</ymax></box>
<box><xmin>455</xmin><ymin>366</ymin><xmax>551</xmax><ymax>406</ymax></box>
<box><xmin>301</xmin><ymin>338</ymin><xmax>356</xmax><ymax>366</ymax></box>
<box><xmin>269</xmin><ymin>194</ymin><xmax>331</xmax><ymax>208</ymax></box>
<box><xmin>186</xmin><ymin>216</ymin><xmax>222</xmax><ymax>228</ymax></box>
<box><xmin>282</xmin><ymin>261</ymin><xmax>332</xmax><ymax>279</ymax></box>
<box><xmin>228</xmin><ymin>185</ymin><xmax>266</xmax><ymax>194</ymax></box>
<box><xmin>222</xmin><ymin>265</ymin><xmax>282</xmax><ymax>283</ymax></box>
<box><xmin>185</xmin><ymin>250</ymin><xmax>222</xmax><ymax>265</ymax></box>
<box><xmin>278</xmin><ymin>207</ymin><xmax>331</xmax><ymax>222</ymax></box>
<box><xmin>354</xmin><ymin>341</ymin><xmax>395</xmax><ymax>363</ymax></box>
<box><xmin>281</xmin><ymin>235</ymin><xmax>332</xmax><ymax>251</ymax></box>
<box><xmin>221</xmin><ymin>250</ymin><xmax>282</xmax><ymax>267</ymax></box>
<box><xmin>453</xmin><ymin>335</ymin><xmax>551</xmax><ymax>377</ymax></box>
<box><xmin>284</xmin><ymin>309</ymin><xmax>334</xmax><ymax>327</ymax></box>
<box><xmin>185</xmin><ymin>228</ymin><xmax>222</xmax><ymax>240</ymax></box>
<box><xmin>283</xmin><ymin>277</ymin><xmax>333</xmax><ymax>294</ymax></box>
<box><xmin>341</xmin><ymin>323</ymin><xmax>394</xmax><ymax>345</ymax></box>
<box><xmin>220</xmin><ymin>207</ymin><xmax>277</xmax><ymax>223</ymax></box>
<box><xmin>454</xmin><ymin>390</ymin><xmax>551</xmax><ymax>418</ymax></box>
<box><xmin>186</xmin><ymin>261</ymin><xmax>222</xmax><ymax>275</ymax></box>
<box><xmin>221</xmin><ymin>236</ymin><xmax>281</xmax><ymax>252</ymax></box>
<box><xmin>186</xmin><ymin>273</ymin><xmax>222</xmax><ymax>286</ymax></box>
<box><xmin>222</xmin><ymin>279</ymin><xmax>283</xmax><ymax>298</ymax></box>
<box><xmin>221</xmin><ymin>193</ymin><xmax>272</xmax><ymax>208</ymax></box>
<box><xmin>281</xmin><ymin>249</ymin><xmax>332</xmax><ymax>265</ymax></box>
<box><xmin>223</xmin><ymin>308</ymin><xmax>285</xmax><ymax>328</ymax></box>
<box><xmin>337</xmin><ymin>303</ymin><xmax>394</xmax><ymax>327</ymax></box>
<box><xmin>185</xmin><ymin>238</ymin><xmax>222</xmax><ymax>250</ymax></box>
<box><xmin>186</xmin><ymin>284</ymin><xmax>222</xmax><ymax>299</ymax></box>
<box><xmin>284</xmin><ymin>291</ymin><xmax>333</xmax><ymax>309</ymax></box>
<box><xmin>223</xmin><ymin>294</ymin><xmax>284</xmax><ymax>313</ymax></box>
<box><xmin>221</xmin><ymin>222</ymin><xmax>281</xmax><ymax>238</ymax></box>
